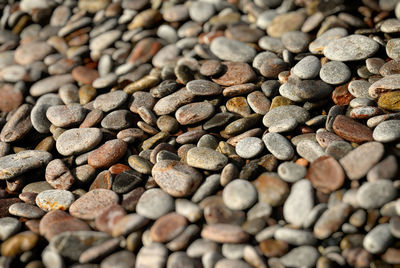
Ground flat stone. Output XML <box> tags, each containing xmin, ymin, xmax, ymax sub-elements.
<box><xmin>262</xmin><ymin>133</ymin><xmax>294</xmax><ymax>160</ymax></box>
<box><xmin>8</xmin><ymin>202</ymin><xmax>45</xmax><ymax>219</ymax></box>
<box><xmin>357</xmin><ymin>180</ymin><xmax>397</xmax><ymax>209</ymax></box>
<box><xmin>332</xmin><ymin>115</ymin><xmax>373</xmax><ymax>143</ymax></box>
<box><xmin>1</xmin><ymin>231</ymin><xmax>39</xmax><ymax>257</ymax></box>
<box><xmin>378</xmin><ymin>91</ymin><xmax>400</xmax><ymax>111</ymax></box>
<box><xmin>267</xmin><ymin>11</ymin><xmax>306</xmax><ymax>38</ymax></box>
<box><xmin>274</xmin><ymin>228</ymin><xmax>316</xmax><ymax>246</ymax></box>
<box><xmin>277</xmin><ymin>162</ymin><xmax>307</xmax><ymax>183</ymax></box>
<box><xmin>0</xmin><ymin>83</ymin><xmax>24</xmax><ymax>113</ymax></box>
<box><xmin>93</xmin><ymin>90</ymin><xmax>128</xmax><ymax>112</ymax></box>
<box><xmin>215</xmin><ymin>259</ymin><xmax>252</xmax><ymax>268</ymax></box>
<box><xmin>313</xmin><ymin>203</ymin><xmax>352</xmax><ymax>239</ymax></box>
<box><xmin>306</xmin><ymin>155</ymin><xmax>345</xmax><ymax>193</ymax></box>
<box><xmin>283</xmin><ymin>179</ymin><xmax>314</xmax><ymax>226</ymax></box>
<box><xmin>186</xmin><ymin>80</ymin><xmax>222</xmax><ymax>96</ymax></box>
<box><xmin>56</xmin><ymin>128</ymin><xmax>102</xmax><ymax>156</ymax></box>
<box><xmin>1</xmin><ymin>104</ymin><xmax>32</xmax><ymax>143</ymax></box>
<box><xmin>201</xmin><ymin>224</ymin><xmax>250</xmax><ymax>243</ymax></box>
<box><xmin>252</xmin><ymin>172</ymin><xmax>289</xmax><ymax>207</ymax></box>
<box><xmin>323</xmin><ymin>35</ymin><xmax>379</xmax><ymax>61</ymax></box>
<box><xmin>367</xmin><ymin>155</ymin><xmax>398</xmax><ymax>182</ymax></box>
<box><xmin>69</xmin><ymin>189</ymin><xmax>119</xmax><ymax>220</ymax></box>
<box><xmin>339</xmin><ymin>142</ymin><xmax>384</xmax><ymax>180</ymax></box>
<box><xmin>281</xmin><ymin>31</ymin><xmax>310</xmax><ymax>53</ymax></box>
<box><xmin>36</xmin><ymin>189</ymin><xmax>75</xmax><ymax>211</ymax></box>
<box><xmin>292</xmin><ymin>55</ymin><xmax>321</xmax><ymax>79</ymax></box>
<box><xmin>369</xmin><ymin>74</ymin><xmax>400</xmax><ymax>99</ymax></box>
<box><xmin>111</xmin><ymin>213</ymin><xmax>149</xmax><ymax>237</ymax></box>
<box><xmin>387</xmin><ymin>38</ymin><xmax>400</xmax><ymax>59</ymax></box>
<box><xmin>212</xmin><ymin>62</ymin><xmax>256</xmax><ymax>87</ymax></box>
<box><xmin>175</xmin><ymin>102</ymin><xmax>215</xmax><ymax>125</ymax></box>
<box><xmin>151</xmin><ymin>212</ymin><xmax>187</xmax><ymax>242</ymax></box>
<box><xmin>0</xmin><ymin>150</ymin><xmax>52</xmax><ymax>180</ymax></box>
<box><xmin>320</xmin><ymin>61</ymin><xmax>351</xmax><ymax>85</ymax></box>
<box><xmin>263</xmin><ymin>105</ymin><xmax>309</xmax><ymax>127</ymax></box>
<box><xmin>199</xmin><ymin>60</ymin><xmax>224</xmax><ymax>76</ymax></box>
<box><xmin>175</xmin><ymin>199</ymin><xmax>202</xmax><ymax>223</ymax></box>
<box><xmin>15</xmin><ymin>41</ymin><xmax>53</xmax><ymax>65</ymax></box>
<box><xmin>46</xmin><ymin>104</ymin><xmax>86</xmax><ymax>128</ymax></box>
<box><xmin>223</xmin><ymin>180</ymin><xmax>257</xmax><ymax>211</ymax></box>
<box><xmin>363</xmin><ymin>224</ymin><xmax>393</xmax><ymax>254</ymax></box>
<box><xmin>88</xmin><ymin>139</ymin><xmax>127</xmax><ymax>169</ymax></box>
<box><xmin>279</xmin><ymin>246</ymin><xmax>320</xmax><ymax>267</ymax></box>
<box><xmin>186</xmin><ymin>147</ymin><xmax>228</xmax><ymax>171</ymax></box>
<box><xmin>235</xmin><ymin>137</ymin><xmax>264</xmax><ymax>159</ymax></box>
<box><xmin>259</xmin><ymin>57</ymin><xmax>289</xmax><ymax>79</ymax></box>
<box><xmin>373</xmin><ymin>120</ymin><xmax>400</xmax><ymax>142</ymax></box>
<box><xmin>0</xmin><ymin>217</ymin><xmax>21</xmax><ymax>240</ymax></box>
<box><xmin>45</xmin><ymin>159</ymin><xmax>75</xmax><ymax>190</ymax></box>
<box><xmin>136</xmin><ymin>243</ymin><xmax>168</xmax><ymax>268</ymax></box>
<box><xmin>30</xmin><ymin>74</ymin><xmax>75</xmax><ymax>97</ymax></box>
<box><xmin>153</xmin><ymin>88</ymin><xmax>194</xmax><ymax>115</ymax></box>
<box><xmin>101</xmin><ymin>250</ymin><xmax>136</xmax><ymax>268</ymax></box>
<box><xmin>210</xmin><ymin>37</ymin><xmax>256</xmax><ymax>63</ymax></box>
<box><xmin>136</xmin><ymin>188</ymin><xmax>174</xmax><ymax>220</ymax></box>
<box><xmin>152</xmin><ymin>160</ymin><xmax>202</xmax><ymax>197</ymax></box>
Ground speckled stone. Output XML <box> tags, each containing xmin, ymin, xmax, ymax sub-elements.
<box><xmin>324</xmin><ymin>35</ymin><xmax>379</xmax><ymax>61</ymax></box>
<box><xmin>186</xmin><ymin>147</ymin><xmax>228</xmax><ymax>171</ymax></box>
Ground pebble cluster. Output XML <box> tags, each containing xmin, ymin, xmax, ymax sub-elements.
<box><xmin>0</xmin><ymin>0</ymin><xmax>400</xmax><ymax>267</ymax></box>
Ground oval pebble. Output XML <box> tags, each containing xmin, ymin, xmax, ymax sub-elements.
<box><xmin>262</xmin><ymin>133</ymin><xmax>294</xmax><ymax>160</ymax></box>
<box><xmin>56</xmin><ymin>128</ymin><xmax>103</xmax><ymax>156</ymax></box>
<box><xmin>223</xmin><ymin>180</ymin><xmax>257</xmax><ymax>211</ymax></box>
<box><xmin>36</xmin><ymin>190</ymin><xmax>75</xmax><ymax>211</ymax></box>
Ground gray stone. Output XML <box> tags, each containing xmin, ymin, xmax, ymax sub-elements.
<box><xmin>210</xmin><ymin>37</ymin><xmax>256</xmax><ymax>63</ymax></box>
<box><xmin>189</xmin><ymin>1</ymin><xmax>215</xmax><ymax>22</ymax></box>
<box><xmin>357</xmin><ymin>180</ymin><xmax>397</xmax><ymax>209</ymax></box>
<box><xmin>323</xmin><ymin>35</ymin><xmax>379</xmax><ymax>61</ymax></box>
<box><xmin>320</xmin><ymin>61</ymin><xmax>351</xmax><ymax>85</ymax></box>
<box><xmin>8</xmin><ymin>202</ymin><xmax>45</xmax><ymax>218</ymax></box>
<box><xmin>186</xmin><ymin>147</ymin><xmax>228</xmax><ymax>171</ymax></box>
<box><xmin>36</xmin><ymin>189</ymin><xmax>75</xmax><ymax>212</ymax></box>
<box><xmin>277</xmin><ymin>162</ymin><xmax>307</xmax><ymax>183</ymax></box>
<box><xmin>0</xmin><ymin>217</ymin><xmax>21</xmax><ymax>240</ymax></box>
<box><xmin>136</xmin><ymin>189</ymin><xmax>174</xmax><ymax>220</ymax></box>
<box><xmin>94</xmin><ymin>91</ymin><xmax>128</xmax><ymax>112</ymax></box>
<box><xmin>223</xmin><ymin>180</ymin><xmax>257</xmax><ymax>211</ymax></box>
<box><xmin>363</xmin><ymin>224</ymin><xmax>393</xmax><ymax>254</ymax></box>
<box><xmin>296</xmin><ymin>140</ymin><xmax>326</xmax><ymax>162</ymax></box>
<box><xmin>101</xmin><ymin>250</ymin><xmax>136</xmax><ymax>268</ymax></box>
<box><xmin>191</xmin><ymin>174</ymin><xmax>221</xmax><ymax>203</ymax></box>
<box><xmin>373</xmin><ymin>120</ymin><xmax>400</xmax><ymax>142</ymax></box>
<box><xmin>281</xmin><ymin>31</ymin><xmax>310</xmax><ymax>53</ymax></box>
<box><xmin>235</xmin><ymin>137</ymin><xmax>264</xmax><ymax>159</ymax></box>
<box><xmin>279</xmin><ymin>246</ymin><xmax>320</xmax><ymax>268</ymax></box>
<box><xmin>262</xmin><ymin>133</ymin><xmax>294</xmax><ymax>160</ymax></box>
<box><xmin>136</xmin><ymin>243</ymin><xmax>168</xmax><ymax>268</ymax></box>
<box><xmin>56</xmin><ymin>128</ymin><xmax>103</xmax><ymax>156</ymax></box>
<box><xmin>283</xmin><ymin>179</ymin><xmax>314</xmax><ymax>226</ymax></box>
<box><xmin>309</xmin><ymin>27</ymin><xmax>348</xmax><ymax>54</ymax></box>
<box><xmin>263</xmin><ymin>105</ymin><xmax>309</xmax><ymax>127</ymax></box>
<box><xmin>30</xmin><ymin>74</ymin><xmax>75</xmax><ymax>97</ymax></box>
<box><xmin>274</xmin><ymin>228</ymin><xmax>316</xmax><ymax>246</ymax></box>
<box><xmin>292</xmin><ymin>55</ymin><xmax>321</xmax><ymax>79</ymax></box>
<box><xmin>46</xmin><ymin>104</ymin><xmax>87</xmax><ymax>128</ymax></box>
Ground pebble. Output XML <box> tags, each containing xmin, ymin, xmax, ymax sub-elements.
<box><xmin>373</xmin><ymin>120</ymin><xmax>400</xmax><ymax>142</ymax></box>
<box><xmin>215</xmin><ymin>259</ymin><xmax>251</xmax><ymax>268</ymax></box>
<box><xmin>277</xmin><ymin>162</ymin><xmax>306</xmax><ymax>183</ymax></box>
<box><xmin>35</xmin><ymin>189</ymin><xmax>75</xmax><ymax>211</ymax></box>
<box><xmin>150</xmin><ymin>212</ymin><xmax>187</xmax><ymax>242</ymax></box>
<box><xmin>101</xmin><ymin>250</ymin><xmax>136</xmax><ymax>268</ymax></box>
<box><xmin>274</xmin><ymin>228</ymin><xmax>316</xmax><ymax>246</ymax></box>
<box><xmin>56</xmin><ymin>128</ymin><xmax>102</xmax><ymax>156</ymax></box>
<box><xmin>1</xmin><ymin>231</ymin><xmax>39</xmax><ymax>257</ymax></box>
<box><xmin>267</xmin><ymin>11</ymin><xmax>306</xmax><ymax>38</ymax></box>
<box><xmin>313</xmin><ymin>203</ymin><xmax>352</xmax><ymax>239</ymax></box>
<box><xmin>281</xmin><ymin>31</ymin><xmax>310</xmax><ymax>53</ymax></box>
<box><xmin>136</xmin><ymin>188</ymin><xmax>174</xmax><ymax>220</ymax></box>
<box><xmin>0</xmin><ymin>217</ymin><xmax>21</xmax><ymax>240</ymax></box>
<box><xmin>283</xmin><ymin>179</ymin><xmax>314</xmax><ymax>226</ymax></box>
<box><xmin>378</xmin><ymin>91</ymin><xmax>400</xmax><ymax>111</ymax></box>
<box><xmin>45</xmin><ymin>159</ymin><xmax>75</xmax><ymax>190</ymax></box>
<box><xmin>210</xmin><ymin>37</ymin><xmax>256</xmax><ymax>63</ymax></box>
<box><xmin>201</xmin><ymin>224</ymin><xmax>250</xmax><ymax>244</ymax></box>
<box><xmin>0</xmin><ymin>150</ymin><xmax>52</xmax><ymax>180</ymax></box>
<box><xmin>356</xmin><ymin>180</ymin><xmax>397</xmax><ymax>209</ymax></box>
<box><xmin>111</xmin><ymin>213</ymin><xmax>149</xmax><ymax>237</ymax></box>
<box><xmin>369</xmin><ymin>74</ymin><xmax>400</xmax><ymax>98</ymax></box>
<box><xmin>88</xmin><ymin>139</ymin><xmax>127</xmax><ymax>169</ymax></box>
<box><xmin>296</xmin><ymin>140</ymin><xmax>326</xmax><ymax>163</ymax></box>
<box><xmin>339</xmin><ymin>142</ymin><xmax>384</xmax><ymax>180</ymax></box>
<box><xmin>306</xmin><ymin>156</ymin><xmax>345</xmax><ymax>194</ymax></box>
<box><xmin>235</xmin><ymin>137</ymin><xmax>264</xmax><ymax>159</ymax></box>
<box><xmin>30</xmin><ymin>74</ymin><xmax>75</xmax><ymax>97</ymax></box>
<box><xmin>279</xmin><ymin>246</ymin><xmax>320</xmax><ymax>268</ymax></box>
<box><xmin>186</xmin><ymin>147</ymin><xmax>228</xmax><ymax>171</ymax></box>
<box><xmin>186</xmin><ymin>80</ymin><xmax>222</xmax><ymax>96</ymax></box>
<box><xmin>222</xmin><ymin>180</ymin><xmax>257</xmax><ymax>211</ymax></box>
<box><xmin>367</xmin><ymin>155</ymin><xmax>398</xmax><ymax>182</ymax></box>
<box><xmin>93</xmin><ymin>90</ymin><xmax>128</xmax><ymax>112</ymax></box>
<box><xmin>69</xmin><ymin>189</ymin><xmax>119</xmax><ymax>220</ymax></box>
<box><xmin>15</xmin><ymin>41</ymin><xmax>53</xmax><ymax>65</ymax></box>
<box><xmin>292</xmin><ymin>55</ymin><xmax>321</xmax><ymax>79</ymax></box>
<box><xmin>152</xmin><ymin>160</ymin><xmax>202</xmax><ymax>197</ymax></box>
<box><xmin>212</xmin><ymin>62</ymin><xmax>256</xmax><ymax>87</ymax></box>
<box><xmin>136</xmin><ymin>243</ymin><xmax>168</xmax><ymax>268</ymax></box>
<box><xmin>253</xmin><ymin>172</ymin><xmax>289</xmax><ymax>207</ymax></box>
<box><xmin>263</xmin><ymin>105</ymin><xmax>309</xmax><ymax>127</ymax></box>
<box><xmin>8</xmin><ymin>202</ymin><xmax>45</xmax><ymax>219</ymax></box>
<box><xmin>332</xmin><ymin>115</ymin><xmax>373</xmax><ymax>143</ymax></box>
<box><xmin>175</xmin><ymin>102</ymin><xmax>215</xmax><ymax>125</ymax></box>
<box><xmin>309</xmin><ymin>27</ymin><xmax>348</xmax><ymax>54</ymax></box>
<box><xmin>262</xmin><ymin>133</ymin><xmax>294</xmax><ymax>160</ymax></box>
<box><xmin>323</xmin><ymin>35</ymin><xmax>379</xmax><ymax>61</ymax></box>
<box><xmin>363</xmin><ymin>224</ymin><xmax>393</xmax><ymax>254</ymax></box>
<box><xmin>320</xmin><ymin>61</ymin><xmax>351</xmax><ymax>85</ymax></box>
<box><xmin>46</xmin><ymin>104</ymin><xmax>87</xmax><ymax>128</ymax></box>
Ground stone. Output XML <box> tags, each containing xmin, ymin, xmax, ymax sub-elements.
<box><xmin>36</xmin><ymin>189</ymin><xmax>75</xmax><ymax>211</ymax></box>
<box><xmin>201</xmin><ymin>224</ymin><xmax>250</xmax><ymax>243</ymax></box>
<box><xmin>136</xmin><ymin>243</ymin><xmax>168</xmax><ymax>268</ymax></box>
<box><xmin>150</xmin><ymin>212</ymin><xmax>187</xmax><ymax>242</ymax></box>
<box><xmin>363</xmin><ymin>224</ymin><xmax>393</xmax><ymax>254</ymax></box>
<box><xmin>186</xmin><ymin>80</ymin><xmax>222</xmax><ymax>96</ymax></box>
<box><xmin>323</xmin><ymin>35</ymin><xmax>379</xmax><ymax>61</ymax></box>
<box><xmin>262</xmin><ymin>133</ymin><xmax>294</xmax><ymax>160</ymax></box>
<box><xmin>215</xmin><ymin>259</ymin><xmax>251</xmax><ymax>268</ymax></box>
<box><xmin>267</xmin><ymin>11</ymin><xmax>306</xmax><ymax>38</ymax></box>
<box><xmin>56</xmin><ymin>128</ymin><xmax>103</xmax><ymax>156</ymax></box>
<box><xmin>0</xmin><ymin>217</ymin><xmax>21</xmax><ymax>240</ymax></box>
<box><xmin>88</xmin><ymin>139</ymin><xmax>127</xmax><ymax>169</ymax></box>
<box><xmin>79</xmin><ymin>237</ymin><xmax>122</xmax><ymax>264</ymax></box>
<box><xmin>0</xmin><ymin>150</ymin><xmax>52</xmax><ymax>180</ymax></box>
<box><xmin>136</xmin><ymin>188</ymin><xmax>174</xmax><ymax>220</ymax></box>
<box><xmin>279</xmin><ymin>246</ymin><xmax>320</xmax><ymax>267</ymax></box>
<box><xmin>46</xmin><ymin>104</ymin><xmax>87</xmax><ymax>128</ymax></box>
<box><xmin>339</xmin><ymin>142</ymin><xmax>384</xmax><ymax>180</ymax></box>
<box><xmin>320</xmin><ymin>61</ymin><xmax>351</xmax><ymax>85</ymax></box>
<box><xmin>373</xmin><ymin>120</ymin><xmax>400</xmax><ymax>142</ymax></box>
<box><xmin>111</xmin><ymin>213</ymin><xmax>149</xmax><ymax>237</ymax></box>
<box><xmin>277</xmin><ymin>162</ymin><xmax>306</xmax><ymax>183</ymax></box>
<box><xmin>292</xmin><ymin>55</ymin><xmax>321</xmax><ymax>79</ymax></box>
<box><xmin>253</xmin><ymin>173</ymin><xmax>289</xmax><ymax>207</ymax></box>
<box><xmin>186</xmin><ymin>147</ymin><xmax>228</xmax><ymax>171</ymax></box>
<box><xmin>274</xmin><ymin>228</ymin><xmax>316</xmax><ymax>246</ymax></box>
<box><xmin>30</xmin><ymin>74</ymin><xmax>75</xmax><ymax>97</ymax></box>
<box><xmin>263</xmin><ymin>105</ymin><xmax>309</xmax><ymax>127</ymax></box>
<box><xmin>369</xmin><ymin>74</ymin><xmax>400</xmax><ymax>98</ymax></box>
<box><xmin>175</xmin><ymin>102</ymin><xmax>215</xmax><ymax>125</ymax></box>
<box><xmin>1</xmin><ymin>104</ymin><xmax>32</xmax><ymax>143</ymax></box>
<box><xmin>45</xmin><ymin>159</ymin><xmax>74</xmax><ymax>190</ymax></box>
<box><xmin>281</xmin><ymin>31</ymin><xmax>310</xmax><ymax>53</ymax></box>
<box><xmin>69</xmin><ymin>189</ymin><xmax>119</xmax><ymax>220</ymax></box>
<box><xmin>223</xmin><ymin>180</ymin><xmax>257</xmax><ymax>211</ymax></box>
<box><xmin>152</xmin><ymin>160</ymin><xmax>202</xmax><ymax>197</ymax></box>
<box><xmin>356</xmin><ymin>180</ymin><xmax>397</xmax><ymax>209</ymax></box>
<box><xmin>153</xmin><ymin>88</ymin><xmax>194</xmax><ymax>115</ymax></box>
<box><xmin>332</xmin><ymin>115</ymin><xmax>373</xmax><ymax>143</ymax></box>
<box><xmin>283</xmin><ymin>179</ymin><xmax>314</xmax><ymax>226</ymax></box>
<box><xmin>378</xmin><ymin>91</ymin><xmax>400</xmax><ymax>111</ymax></box>
<box><xmin>15</xmin><ymin>41</ymin><xmax>53</xmax><ymax>65</ymax></box>
<box><xmin>235</xmin><ymin>137</ymin><xmax>264</xmax><ymax>159</ymax></box>
<box><xmin>313</xmin><ymin>203</ymin><xmax>352</xmax><ymax>239</ymax></box>
<box><xmin>306</xmin><ymin>156</ymin><xmax>345</xmax><ymax>193</ymax></box>
<box><xmin>1</xmin><ymin>231</ymin><xmax>39</xmax><ymax>257</ymax></box>
<box><xmin>367</xmin><ymin>155</ymin><xmax>398</xmax><ymax>181</ymax></box>
<box><xmin>212</xmin><ymin>62</ymin><xmax>256</xmax><ymax>87</ymax></box>
<box><xmin>189</xmin><ymin>1</ymin><xmax>215</xmax><ymax>22</ymax></box>
<box><xmin>93</xmin><ymin>91</ymin><xmax>128</xmax><ymax>112</ymax></box>
<box><xmin>101</xmin><ymin>250</ymin><xmax>136</xmax><ymax>268</ymax></box>
<box><xmin>8</xmin><ymin>202</ymin><xmax>45</xmax><ymax>219</ymax></box>
<box><xmin>210</xmin><ymin>37</ymin><xmax>256</xmax><ymax>63</ymax></box>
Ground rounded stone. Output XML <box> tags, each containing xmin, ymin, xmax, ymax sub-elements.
<box><xmin>373</xmin><ymin>120</ymin><xmax>400</xmax><ymax>142</ymax></box>
<box><xmin>8</xmin><ymin>203</ymin><xmax>45</xmax><ymax>219</ymax></box>
<box><xmin>0</xmin><ymin>217</ymin><xmax>21</xmax><ymax>240</ymax></box>
<box><xmin>223</xmin><ymin>180</ymin><xmax>258</xmax><ymax>211</ymax></box>
<box><xmin>201</xmin><ymin>224</ymin><xmax>250</xmax><ymax>243</ymax></box>
<box><xmin>1</xmin><ymin>231</ymin><xmax>39</xmax><ymax>257</ymax></box>
<box><xmin>186</xmin><ymin>80</ymin><xmax>222</xmax><ymax>96</ymax></box>
<box><xmin>150</xmin><ymin>212</ymin><xmax>188</xmax><ymax>243</ymax></box>
<box><xmin>93</xmin><ymin>90</ymin><xmax>128</xmax><ymax>112</ymax></box>
<box><xmin>56</xmin><ymin>128</ymin><xmax>103</xmax><ymax>156</ymax></box>
<box><xmin>357</xmin><ymin>180</ymin><xmax>397</xmax><ymax>209</ymax></box>
<box><xmin>277</xmin><ymin>162</ymin><xmax>307</xmax><ymax>183</ymax></box>
<box><xmin>323</xmin><ymin>35</ymin><xmax>379</xmax><ymax>61</ymax></box>
<box><xmin>186</xmin><ymin>147</ymin><xmax>228</xmax><ymax>171</ymax></box>
<box><xmin>262</xmin><ymin>133</ymin><xmax>294</xmax><ymax>160</ymax></box>
<box><xmin>363</xmin><ymin>224</ymin><xmax>393</xmax><ymax>254</ymax></box>
<box><xmin>281</xmin><ymin>31</ymin><xmax>310</xmax><ymax>53</ymax></box>
<box><xmin>45</xmin><ymin>159</ymin><xmax>75</xmax><ymax>190</ymax></box>
<box><xmin>88</xmin><ymin>139</ymin><xmax>127</xmax><ymax>169</ymax></box>
<box><xmin>263</xmin><ymin>105</ymin><xmax>309</xmax><ymax>127</ymax></box>
<box><xmin>175</xmin><ymin>102</ymin><xmax>215</xmax><ymax>125</ymax></box>
<box><xmin>235</xmin><ymin>137</ymin><xmax>264</xmax><ymax>159</ymax></box>
<box><xmin>210</xmin><ymin>37</ymin><xmax>256</xmax><ymax>63</ymax></box>
<box><xmin>283</xmin><ymin>179</ymin><xmax>314</xmax><ymax>226</ymax></box>
<box><xmin>136</xmin><ymin>188</ymin><xmax>174</xmax><ymax>220</ymax></box>
<box><xmin>69</xmin><ymin>189</ymin><xmax>119</xmax><ymax>220</ymax></box>
<box><xmin>36</xmin><ymin>189</ymin><xmax>75</xmax><ymax>212</ymax></box>
<box><xmin>279</xmin><ymin>246</ymin><xmax>320</xmax><ymax>267</ymax></box>
<box><xmin>293</xmin><ymin>55</ymin><xmax>321</xmax><ymax>79</ymax></box>
<box><xmin>320</xmin><ymin>61</ymin><xmax>351</xmax><ymax>85</ymax></box>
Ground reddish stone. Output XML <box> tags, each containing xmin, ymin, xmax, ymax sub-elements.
<box><xmin>89</xmin><ymin>170</ymin><xmax>113</xmax><ymax>191</ymax></box>
<box><xmin>72</xmin><ymin>66</ymin><xmax>99</xmax><ymax>85</ymax></box>
<box><xmin>332</xmin><ymin>82</ymin><xmax>354</xmax><ymax>106</ymax></box>
<box><xmin>332</xmin><ymin>115</ymin><xmax>373</xmax><ymax>143</ymax></box>
<box><xmin>109</xmin><ymin>163</ymin><xmax>131</xmax><ymax>175</ymax></box>
<box><xmin>128</xmin><ymin>38</ymin><xmax>162</xmax><ymax>65</ymax></box>
<box><xmin>88</xmin><ymin>139</ymin><xmax>127</xmax><ymax>169</ymax></box>
<box><xmin>212</xmin><ymin>62</ymin><xmax>256</xmax><ymax>86</ymax></box>
<box><xmin>0</xmin><ymin>84</ymin><xmax>24</xmax><ymax>112</ymax></box>
<box><xmin>198</xmin><ymin>31</ymin><xmax>225</xmax><ymax>44</ymax></box>
<box><xmin>94</xmin><ymin>204</ymin><xmax>126</xmax><ymax>234</ymax></box>
<box><xmin>252</xmin><ymin>173</ymin><xmax>289</xmax><ymax>206</ymax></box>
<box><xmin>259</xmin><ymin>239</ymin><xmax>289</xmax><ymax>257</ymax></box>
<box><xmin>306</xmin><ymin>155</ymin><xmax>345</xmax><ymax>194</ymax></box>
<box><xmin>121</xmin><ymin>187</ymin><xmax>145</xmax><ymax>212</ymax></box>
<box><xmin>201</xmin><ymin>224</ymin><xmax>250</xmax><ymax>243</ymax></box>
<box><xmin>150</xmin><ymin>212</ymin><xmax>188</xmax><ymax>243</ymax></box>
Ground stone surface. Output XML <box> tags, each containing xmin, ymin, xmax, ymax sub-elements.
<box><xmin>36</xmin><ymin>189</ymin><xmax>75</xmax><ymax>211</ymax></box>
<box><xmin>136</xmin><ymin>188</ymin><xmax>174</xmax><ymax>220</ymax></box>
<box><xmin>283</xmin><ymin>179</ymin><xmax>314</xmax><ymax>226</ymax></box>
<box><xmin>306</xmin><ymin>156</ymin><xmax>345</xmax><ymax>193</ymax></box>
<box><xmin>324</xmin><ymin>35</ymin><xmax>379</xmax><ymax>61</ymax></box>
<box><xmin>186</xmin><ymin>147</ymin><xmax>228</xmax><ymax>171</ymax></box>
<box><xmin>223</xmin><ymin>180</ymin><xmax>257</xmax><ymax>211</ymax></box>
<box><xmin>56</xmin><ymin>128</ymin><xmax>103</xmax><ymax>156</ymax></box>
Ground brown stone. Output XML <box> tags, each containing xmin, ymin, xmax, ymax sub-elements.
<box><xmin>72</xmin><ymin>66</ymin><xmax>99</xmax><ymax>85</ymax></box>
<box><xmin>121</xmin><ymin>187</ymin><xmax>145</xmax><ymax>212</ymax></box>
<box><xmin>252</xmin><ymin>173</ymin><xmax>289</xmax><ymax>206</ymax></box>
<box><xmin>201</xmin><ymin>223</ymin><xmax>250</xmax><ymax>243</ymax></box>
<box><xmin>306</xmin><ymin>155</ymin><xmax>345</xmax><ymax>194</ymax></box>
<box><xmin>332</xmin><ymin>82</ymin><xmax>354</xmax><ymax>106</ymax></box>
<box><xmin>226</xmin><ymin>97</ymin><xmax>251</xmax><ymax>117</ymax></box>
<box><xmin>259</xmin><ymin>239</ymin><xmax>289</xmax><ymax>257</ymax></box>
<box><xmin>332</xmin><ymin>115</ymin><xmax>373</xmax><ymax>143</ymax></box>
<box><xmin>0</xmin><ymin>198</ymin><xmax>22</xmax><ymax>217</ymax></box>
<box><xmin>94</xmin><ymin>204</ymin><xmax>126</xmax><ymax>235</ymax></box>
<box><xmin>1</xmin><ymin>231</ymin><xmax>39</xmax><ymax>257</ymax></box>
<box><xmin>0</xmin><ymin>83</ymin><xmax>24</xmax><ymax>112</ymax></box>
<box><xmin>89</xmin><ymin>170</ymin><xmax>113</xmax><ymax>191</ymax></box>
<box><xmin>88</xmin><ymin>139</ymin><xmax>127</xmax><ymax>169</ymax></box>
<box><xmin>45</xmin><ymin>159</ymin><xmax>75</xmax><ymax>190</ymax></box>
<box><xmin>212</xmin><ymin>62</ymin><xmax>256</xmax><ymax>86</ymax></box>
<box><xmin>150</xmin><ymin>212</ymin><xmax>188</xmax><ymax>243</ymax></box>
<box><xmin>39</xmin><ymin>210</ymin><xmax>91</xmax><ymax>241</ymax></box>
<box><xmin>128</xmin><ymin>38</ymin><xmax>162</xmax><ymax>65</ymax></box>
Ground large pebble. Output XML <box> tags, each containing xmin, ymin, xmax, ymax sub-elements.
<box><xmin>263</xmin><ymin>105</ymin><xmax>309</xmax><ymax>127</ymax></box>
<box><xmin>323</xmin><ymin>35</ymin><xmax>379</xmax><ymax>61</ymax></box>
<box><xmin>223</xmin><ymin>180</ymin><xmax>257</xmax><ymax>211</ymax></box>
<box><xmin>136</xmin><ymin>188</ymin><xmax>174</xmax><ymax>220</ymax></box>
<box><xmin>313</xmin><ymin>203</ymin><xmax>352</xmax><ymax>239</ymax></box>
<box><xmin>56</xmin><ymin>128</ymin><xmax>103</xmax><ymax>156</ymax></box>
<box><xmin>210</xmin><ymin>37</ymin><xmax>256</xmax><ymax>63</ymax></box>
<box><xmin>88</xmin><ymin>139</ymin><xmax>127</xmax><ymax>169</ymax></box>
<box><xmin>36</xmin><ymin>189</ymin><xmax>75</xmax><ymax>212</ymax></box>
<box><xmin>283</xmin><ymin>179</ymin><xmax>314</xmax><ymax>226</ymax></box>
<box><xmin>279</xmin><ymin>246</ymin><xmax>320</xmax><ymax>267</ymax></box>
<box><xmin>201</xmin><ymin>224</ymin><xmax>250</xmax><ymax>243</ymax></box>
<box><xmin>363</xmin><ymin>224</ymin><xmax>393</xmax><ymax>254</ymax></box>
<box><xmin>186</xmin><ymin>147</ymin><xmax>228</xmax><ymax>171</ymax></box>
<box><xmin>262</xmin><ymin>133</ymin><xmax>294</xmax><ymax>160</ymax></box>
<box><xmin>373</xmin><ymin>120</ymin><xmax>400</xmax><ymax>142</ymax></box>
<box><xmin>357</xmin><ymin>180</ymin><xmax>397</xmax><ymax>209</ymax></box>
